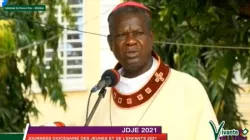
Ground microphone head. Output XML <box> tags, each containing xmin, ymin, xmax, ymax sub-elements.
<box><xmin>101</xmin><ymin>69</ymin><xmax>120</xmax><ymax>87</ymax></box>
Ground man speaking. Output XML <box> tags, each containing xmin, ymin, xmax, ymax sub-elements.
<box><xmin>88</xmin><ymin>1</ymin><xmax>218</xmax><ymax>140</ymax></box>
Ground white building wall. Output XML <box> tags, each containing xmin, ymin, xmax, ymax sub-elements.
<box><xmin>99</xmin><ymin>0</ymin><xmax>120</xmax><ymax>76</ymax></box>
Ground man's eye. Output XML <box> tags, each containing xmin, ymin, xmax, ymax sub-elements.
<box><xmin>133</xmin><ymin>32</ymin><xmax>144</xmax><ymax>36</ymax></box>
<box><xmin>115</xmin><ymin>33</ymin><xmax>126</xmax><ymax>37</ymax></box>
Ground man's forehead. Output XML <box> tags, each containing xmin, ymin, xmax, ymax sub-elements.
<box><xmin>113</xmin><ymin>14</ymin><xmax>145</xmax><ymax>28</ymax></box>
<box><xmin>113</xmin><ymin>12</ymin><xmax>144</xmax><ymax>21</ymax></box>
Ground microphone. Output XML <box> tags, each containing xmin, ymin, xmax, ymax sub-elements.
<box><xmin>90</xmin><ymin>69</ymin><xmax>120</xmax><ymax>93</ymax></box>
<box><xmin>85</xmin><ymin>69</ymin><xmax>120</xmax><ymax>126</ymax></box>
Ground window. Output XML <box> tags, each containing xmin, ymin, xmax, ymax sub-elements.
<box><xmin>45</xmin><ymin>0</ymin><xmax>85</xmax><ymax>92</ymax></box>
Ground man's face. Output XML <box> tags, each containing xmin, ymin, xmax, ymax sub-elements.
<box><xmin>108</xmin><ymin>13</ymin><xmax>153</xmax><ymax>71</ymax></box>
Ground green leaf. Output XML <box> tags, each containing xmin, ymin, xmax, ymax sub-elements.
<box><xmin>211</xmin><ymin>51</ymin><xmax>235</xmax><ymax>81</ymax></box>
<box><xmin>0</xmin><ymin>0</ymin><xmax>72</xmax><ymax>132</ymax></box>
<box><xmin>139</xmin><ymin>0</ymin><xmax>250</xmax><ymax>129</ymax></box>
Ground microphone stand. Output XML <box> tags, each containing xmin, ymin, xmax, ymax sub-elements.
<box><xmin>84</xmin><ymin>87</ymin><xmax>107</xmax><ymax>126</ymax></box>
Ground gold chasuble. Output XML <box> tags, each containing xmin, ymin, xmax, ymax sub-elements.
<box><xmin>89</xmin><ymin>52</ymin><xmax>218</xmax><ymax>140</ymax></box>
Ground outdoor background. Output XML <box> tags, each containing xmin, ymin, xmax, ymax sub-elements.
<box><xmin>0</xmin><ymin>0</ymin><xmax>249</xmax><ymax>138</ymax></box>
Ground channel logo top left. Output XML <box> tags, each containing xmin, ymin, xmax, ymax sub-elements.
<box><xmin>0</xmin><ymin>0</ymin><xmax>8</xmax><ymax>7</ymax></box>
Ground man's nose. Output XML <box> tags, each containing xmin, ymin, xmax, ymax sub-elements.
<box><xmin>125</xmin><ymin>33</ymin><xmax>137</xmax><ymax>46</ymax></box>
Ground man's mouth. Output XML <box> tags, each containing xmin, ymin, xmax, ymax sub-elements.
<box><xmin>124</xmin><ymin>51</ymin><xmax>140</xmax><ymax>58</ymax></box>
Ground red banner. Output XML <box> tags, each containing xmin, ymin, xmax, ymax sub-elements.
<box><xmin>26</xmin><ymin>134</ymin><xmax>167</xmax><ymax>140</ymax></box>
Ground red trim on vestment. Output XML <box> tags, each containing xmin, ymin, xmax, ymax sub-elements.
<box><xmin>111</xmin><ymin>52</ymin><xmax>170</xmax><ymax>108</ymax></box>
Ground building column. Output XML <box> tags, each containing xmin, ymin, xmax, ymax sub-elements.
<box><xmin>84</xmin><ymin>0</ymin><xmax>101</xmax><ymax>90</ymax></box>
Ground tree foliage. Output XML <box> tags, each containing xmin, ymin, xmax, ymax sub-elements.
<box><xmin>134</xmin><ymin>0</ymin><xmax>250</xmax><ymax>129</ymax></box>
<box><xmin>0</xmin><ymin>0</ymin><xmax>74</xmax><ymax>132</ymax></box>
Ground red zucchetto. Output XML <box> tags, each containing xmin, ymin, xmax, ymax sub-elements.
<box><xmin>111</xmin><ymin>1</ymin><xmax>151</xmax><ymax>16</ymax></box>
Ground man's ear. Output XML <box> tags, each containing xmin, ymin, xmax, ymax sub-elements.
<box><xmin>107</xmin><ymin>34</ymin><xmax>113</xmax><ymax>51</ymax></box>
<box><xmin>149</xmin><ymin>30</ymin><xmax>154</xmax><ymax>50</ymax></box>
<box><xmin>150</xmin><ymin>30</ymin><xmax>154</xmax><ymax>41</ymax></box>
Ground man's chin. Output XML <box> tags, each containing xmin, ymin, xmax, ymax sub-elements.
<box><xmin>126</xmin><ymin>57</ymin><xmax>140</xmax><ymax>64</ymax></box>
<box><xmin>125</xmin><ymin>58</ymin><xmax>141</xmax><ymax>68</ymax></box>
<box><xmin>123</xmin><ymin>61</ymin><xmax>143</xmax><ymax>73</ymax></box>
